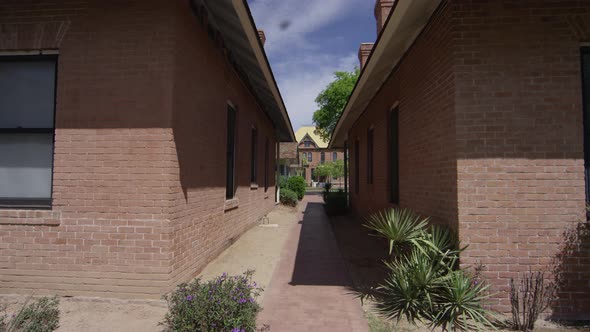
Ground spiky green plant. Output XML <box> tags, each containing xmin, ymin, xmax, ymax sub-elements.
<box><xmin>364</xmin><ymin>208</ymin><xmax>430</xmax><ymax>257</ymax></box>
<box><xmin>433</xmin><ymin>271</ymin><xmax>494</xmax><ymax>331</ymax></box>
<box><xmin>362</xmin><ymin>208</ymin><xmax>495</xmax><ymax>331</ymax></box>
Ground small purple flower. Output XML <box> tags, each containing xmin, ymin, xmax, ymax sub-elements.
<box><xmin>186</xmin><ymin>295</ymin><xmax>193</xmax><ymax>301</ymax></box>
<box><xmin>222</xmin><ymin>272</ymin><xmax>227</xmax><ymax>277</ymax></box>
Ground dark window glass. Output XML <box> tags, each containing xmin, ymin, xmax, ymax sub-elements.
<box><xmin>389</xmin><ymin>108</ymin><xmax>400</xmax><ymax>203</ymax></box>
<box><xmin>226</xmin><ymin>106</ymin><xmax>237</xmax><ymax>199</ymax></box>
<box><xmin>304</xmin><ymin>141</ymin><xmax>310</xmax><ymax>147</ymax></box>
<box><xmin>251</xmin><ymin>128</ymin><xmax>258</xmax><ymax>183</ymax></box>
<box><xmin>333</xmin><ymin>152</ymin><xmax>337</xmax><ymax>161</ymax></box>
<box><xmin>321</xmin><ymin>152</ymin><xmax>325</xmax><ymax>164</ymax></box>
<box><xmin>354</xmin><ymin>140</ymin><xmax>360</xmax><ymax>194</ymax></box>
<box><xmin>583</xmin><ymin>48</ymin><xmax>590</xmax><ymax>204</ymax></box>
<box><xmin>367</xmin><ymin>128</ymin><xmax>374</xmax><ymax>184</ymax></box>
<box><xmin>308</xmin><ymin>152</ymin><xmax>312</xmax><ymax>162</ymax></box>
<box><xmin>0</xmin><ymin>56</ymin><xmax>57</xmax><ymax>208</ymax></box>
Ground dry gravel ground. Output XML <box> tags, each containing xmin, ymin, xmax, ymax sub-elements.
<box><xmin>0</xmin><ymin>205</ymin><xmax>299</xmax><ymax>332</ymax></box>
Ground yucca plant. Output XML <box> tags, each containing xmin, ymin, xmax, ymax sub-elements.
<box><xmin>364</xmin><ymin>208</ymin><xmax>430</xmax><ymax>257</ymax></box>
<box><xmin>433</xmin><ymin>271</ymin><xmax>494</xmax><ymax>331</ymax></box>
<box><xmin>362</xmin><ymin>208</ymin><xmax>495</xmax><ymax>331</ymax></box>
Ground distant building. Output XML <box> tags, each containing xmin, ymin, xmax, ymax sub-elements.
<box><xmin>278</xmin><ymin>142</ymin><xmax>299</xmax><ymax>178</ymax></box>
<box><xmin>295</xmin><ymin>126</ymin><xmax>344</xmax><ymax>186</ymax></box>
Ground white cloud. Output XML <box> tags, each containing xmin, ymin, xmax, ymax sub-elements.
<box><xmin>249</xmin><ymin>0</ymin><xmax>360</xmax><ymax>56</ymax></box>
<box><xmin>249</xmin><ymin>0</ymin><xmax>364</xmax><ymax>131</ymax></box>
<box><xmin>275</xmin><ymin>53</ymin><xmax>358</xmax><ymax>130</ymax></box>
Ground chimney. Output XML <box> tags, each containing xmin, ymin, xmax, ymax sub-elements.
<box><xmin>375</xmin><ymin>0</ymin><xmax>394</xmax><ymax>36</ymax></box>
<box><xmin>258</xmin><ymin>30</ymin><xmax>266</xmax><ymax>46</ymax></box>
<box><xmin>358</xmin><ymin>43</ymin><xmax>374</xmax><ymax>69</ymax></box>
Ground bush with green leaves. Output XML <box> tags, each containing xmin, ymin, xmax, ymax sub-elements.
<box><xmin>286</xmin><ymin>176</ymin><xmax>306</xmax><ymax>200</ymax></box>
<box><xmin>278</xmin><ymin>176</ymin><xmax>288</xmax><ymax>189</ymax></box>
<box><xmin>1</xmin><ymin>296</ymin><xmax>60</xmax><ymax>332</ymax></box>
<box><xmin>362</xmin><ymin>208</ymin><xmax>494</xmax><ymax>331</ymax></box>
<box><xmin>161</xmin><ymin>270</ymin><xmax>263</xmax><ymax>332</ymax></box>
<box><xmin>279</xmin><ymin>188</ymin><xmax>298</xmax><ymax>207</ymax></box>
<box><xmin>324</xmin><ymin>189</ymin><xmax>347</xmax><ymax>216</ymax></box>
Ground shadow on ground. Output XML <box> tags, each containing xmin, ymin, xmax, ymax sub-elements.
<box><xmin>289</xmin><ymin>202</ymin><xmax>353</xmax><ymax>286</ymax></box>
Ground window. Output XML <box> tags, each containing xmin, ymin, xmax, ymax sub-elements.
<box><xmin>0</xmin><ymin>55</ymin><xmax>57</xmax><ymax>208</ymax></box>
<box><xmin>264</xmin><ymin>138</ymin><xmax>269</xmax><ymax>192</ymax></box>
<box><xmin>307</xmin><ymin>151</ymin><xmax>312</xmax><ymax>162</ymax></box>
<box><xmin>583</xmin><ymin>47</ymin><xmax>590</xmax><ymax>203</ymax></box>
<box><xmin>333</xmin><ymin>152</ymin><xmax>337</xmax><ymax>161</ymax></box>
<box><xmin>389</xmin><ymin>108</ymin><xmax>400</xmax><ymax>203</ymax></box>
<box><xmin>250</xmin><ymin>127</ymin><xmax>258</xmax><ymax>184</ymax></box>
<box><xmin>367</xmin><ymin>127</ymin><xmax>374</xmax><ymax>184</ymax></box>
<box><xmin>354</xmin><ymin>140</ymin><xmax>359</xmax><ymax>194</ymax></box>
<box><xmin>304</xmin><ymin>141</ymin><xmax>310</xmax><ymax>147</ymax></box>
<box><xmin>226</xmin><ymin>105</ymin><xmax>237</xmax><ymax>199</ymax></box>
<box><xmin>320</xmin><ymin>152</ymin><xmax>325</xmax><ymax>164</ymax></box>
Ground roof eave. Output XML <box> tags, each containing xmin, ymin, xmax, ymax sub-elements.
<box><xmin>329</xmin><ymin>0</ymin><xmax>442</xmax><ymax>149</ymax></box>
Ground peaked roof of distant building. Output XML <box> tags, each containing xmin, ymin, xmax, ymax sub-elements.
<box><xmin>295</xmin><ymin>126</ymin><xmax>328</xmax><ymax>148</ymax></box>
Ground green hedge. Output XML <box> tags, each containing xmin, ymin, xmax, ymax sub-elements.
<box><xmin>286</xmin><ymin>176</ymin><xmax>306</xmax><ymax>200</ymax></box>
<box><xmin>324</xmin><ymin>190</ymin><xmax>348</xmax><ymax>216</ymax></box>
<box><xmin>279</xmin><ymin>188</ymin><xmax>298</xmax><ymax>207</ymax></box>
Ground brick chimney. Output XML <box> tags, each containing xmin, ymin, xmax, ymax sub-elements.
<box><xmin>258</xmin><ymin>30</ymin><xmax>266</xmax><ymax>46</ymax></box>
<box><xmin>358</xmin><ymin>43</ymin><xmax>374</xmax><ymax>69</ymax></box>
<box><xmin>375</xmin><ymin>0</ymin><xmax>394</xmax><ymax>36</ymax></box>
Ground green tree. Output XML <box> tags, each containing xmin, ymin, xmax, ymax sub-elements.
<box><xmin>312</xmin><ymin>68</ymin><xmax>360</xmax><ymax>142</ymax></box>
<box><xmin>313</xmin><ymin>160</ymin><xmax>345</xmax><ymax>183</ymax></box>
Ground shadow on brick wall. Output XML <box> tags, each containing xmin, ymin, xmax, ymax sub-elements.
<box><xmin>551</xmin><ymin>221</ymin><xmax>590</xmax><ymax>321</ymax></box>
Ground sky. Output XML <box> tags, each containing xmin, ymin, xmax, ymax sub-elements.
<box><xmin>248</xmin><ymin>0</ymin><xmax>376</xmax><ymax>132</ymax></box>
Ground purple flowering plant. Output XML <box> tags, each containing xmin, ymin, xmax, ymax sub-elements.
<box><xmin>161</xmin><ymin>270</ymin><xmax>263</xmax><ymax>332</ymax></box>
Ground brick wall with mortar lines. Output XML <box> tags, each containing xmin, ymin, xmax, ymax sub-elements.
<box><xmin>0</xmin><ymin>0</ymin><xmax>177</xmax><ymax>298</ymax></box>
<box><xmin>348</xmin><ymin>1</ymin><xmax>457</xmax><ymax>228</ymax></box>
<box><xmin>165</xmin><ymin>1</ymin><xmax>278</xmax><ymax>288</ymax></box>
<box><xmin>451</xmin><ymin>1</ymin><xmax>590</xmax><ymax>317</ymax></box>
<box><xmin>0</xmin><ymin>0</ymin><xmax>280</xmax><ymax>299</ymax></box>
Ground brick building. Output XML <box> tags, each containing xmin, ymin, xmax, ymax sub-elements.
<box><xmin>330</xmin><ymin>0</ymin><xmax>590</xmax><ymax>319</ymax></box>
<box><xmin>295</xmin><ymin>126</ymin><xmax>344</xmax><ymax>186</ymax></box>
<box><xmin>0</xmin><ymin>0</ymin><xmax>294</xmax><ymax>298</ymax></box>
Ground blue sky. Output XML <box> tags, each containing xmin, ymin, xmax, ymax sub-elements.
<box><xmin>248</xmin><ymin>0</ymin><xmax>377</xmax><ymax>131</ymax></box>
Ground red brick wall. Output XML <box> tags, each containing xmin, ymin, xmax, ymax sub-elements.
<box><xmin>452</xmin><ymin>1</ymin><xmax>589</xmax><ymax>317</ymax></box>
<box><xmin>348</xmin><ymin>1</ymin><xmax>457</xmax><ymax>228</ymax></box>
<box><xmin>165</xmin><ymin>0</ymin><xmax>278</xmax><ymax>288</ymax></box>
<box><xmin>298</xmin><ymin>149</ymin><xmax>344</xmax><ymax>184</ymax></box>
<box><xmin>348</xmin><ymin>0</ymin><xmax>590</xmax><ymax>318</ymax></box>
<box><xmin>0</xmin><ymin>0</ymin><xmax>279</xmax><ymax>299</ymax></box>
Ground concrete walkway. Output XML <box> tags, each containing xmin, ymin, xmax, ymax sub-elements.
<box><xmin>257</xmin><ymin>195</ymin><xmax>368</xmax><ymax>332</ymax></box>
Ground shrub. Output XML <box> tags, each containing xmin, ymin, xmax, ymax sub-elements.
<box><xmin>279</xmin><ymin>188</ymin><xmax>298</xmax><ymax>207</ymax></box>
<box><xmin>362</xmin><ymin>208</ymin><xmax>494</xmax><ymax>331</ymax></box>
<box><xmin>509</xmin><ymin>271</ymin><xmax>555</xmax><ymax>331</ymax></box>
<box><xmin>278</xmin><ymin>176</ymin><xmax>288</xmax><ymax>189</ymax></box>
<box><xmin>324</xmin><ymin>189</ymin><xmax>347</xmax><ymax>216</ymax></box>
<box><xmin>162</xmin><ymin>270</ymin><xmax>263</xmax><ymax>332</ymax></box>
<box><xmin>286</xmin><ymin>176</ymin><xmax>306</xmax><ymax>200</ymax></box>
<box><xmin>322</xmin><ymin>182</ymin><xmax>333</xmax><ymax>202</ymax></box>
<box><xmin>1</xmin><ymin>296</ymin><xmax>60</xmax><ymax>332</ymax></box>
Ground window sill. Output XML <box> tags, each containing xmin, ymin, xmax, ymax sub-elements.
<box><xmin>224</xmin><ymin>198</ymin><xmax>239</xmax><ymax>211</ymax></box>
<box><xmin>0</xmin><ymin>209</ymin><xmax>61</xmax><ymax>226</ymax></box>
<box><xmin>250</xmin><ymin>183</ymin><xmax>259</xmax><ymax>190</ymax></box>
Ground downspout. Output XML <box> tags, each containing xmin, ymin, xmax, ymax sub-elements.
<box><xmin>344</xmin><ymin>140</ymin><xmax>349</xmax><ymax>207</ymax></box>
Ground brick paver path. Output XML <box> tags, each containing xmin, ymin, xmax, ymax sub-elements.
<box><xmin>257</xmin><ymin>194</ymin><xmax>368</xmax><ymax>331</ymax></box>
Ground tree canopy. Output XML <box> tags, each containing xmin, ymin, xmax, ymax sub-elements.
<box><xmin>312</xmin><ymin>68</ymin><xmax>360</xmax><ymax>142</ymax></box>
<box><xmin>313</xmin><ymin>160</ymin><xmax>344</xmax><ymax>182</ymax></box>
